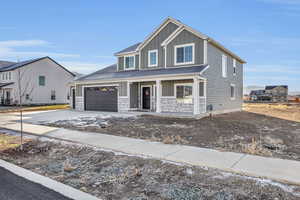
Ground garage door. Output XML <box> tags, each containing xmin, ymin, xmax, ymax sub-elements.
<box><xmin>84</xmin><ymin>86</ymin><xmax>118</xmax><ymax>112</ymax></box>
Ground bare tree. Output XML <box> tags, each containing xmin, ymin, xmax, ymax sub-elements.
<box><xmin>15</xmin><ymin>68</ymin><xmax>34</xmax><ymax>150</ymax></box>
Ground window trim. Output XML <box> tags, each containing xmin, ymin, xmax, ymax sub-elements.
<box><xmin>174</xmin><ymin>83</ymin><xmax>193</xmax><ymax>104</ymax></box>
<box><xmin>174</xmin><ymin>43</ymin><xmax>195</xmax><ymax>66</ymax></box>
<box><xmin>222</xmin><ymin>54</ymin><xmax>228</xmax><ymax>78</ymax></box>
<box><xmin>39</xmin><ymin>75</ymin><xmax>46</xmax><ymax>86</ymax></box>
<box><xmin>233</xmin><ymin>58</ymin><xmax>237</xmax><ymax>76</ymax></box>
<box><xmin>148</xmin><ymin>49</ymin><xmax>158</xmax><ymax>67</ymax></box>
<box><xmin>123</xmin><ymin>55</ymin><xmax>135</xmax><ymax>70</ymax></box>
<box><xmin>199</xmin><ymin>80</ymin><xmax>206</xmax><ymax>98</ymax></box>
<box><xmin>230</xmin><ymin>83</ymin><xmax>236</xmax><ymax>100</ymax></box>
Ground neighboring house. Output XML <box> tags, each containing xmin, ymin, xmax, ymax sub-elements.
<box><xmin>72</xmin><ymin>17</ymin><xmax>246</xmax><ymax>115</ymax></box>
<box><xmin>0</xmin><ymin>57</ymin><xmax>75</xmax><ymax>105</ymax></box>
<box><xmin>265</xmin><ymin>85</ymin><xmax>288</xmax><ymax>102</ymax></box>
<box><xmin>249</xmin><ymin>85</ymin><xmax>288</xmax><ymax>102</ymax></box>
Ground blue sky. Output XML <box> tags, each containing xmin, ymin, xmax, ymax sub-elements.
<box><xmin>0</xmin><ymin>0</ymin><xmax>299</xmax><ymax>92</ymax></box>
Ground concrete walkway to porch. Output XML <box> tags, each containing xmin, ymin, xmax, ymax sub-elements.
<box><xmin>1</xmin><ymin>111</ymin><xmax>300</xmax><ymax>186</ymax></box>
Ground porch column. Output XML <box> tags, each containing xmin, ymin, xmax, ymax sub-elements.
<box><xmin>156</xmin><ymin>80</ymin><xmax>161</xmax><ymax>113</ymax></box>
<box><xmin>127</xmin><ymin>81</ymin><xmax>131</xmax><ymax>110</ymax></box>
<box><xmin>193</xmin><ymin>77</ymin><xmax>200</xmax><ymax>115</ymax></box>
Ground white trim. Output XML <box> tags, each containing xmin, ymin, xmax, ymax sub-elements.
<box><xmin>222</xmin><ymin>54</ymin><xmax>228</xmax><ymax>78</ymax></box>
<box><xmin>233</xmin><ymin>58</ymin><xmax>237</xmax><ymax>76</ymax></box>
<box><xmin>138</xmin><ymin>52</ymin><xmax>141</xmax><ymax>69</ymax></box>
<box><xmin>174</xmin><ymin>43</ymin><xmax>195</xmax><ymax>66</ymax></box>
<box><xmin>161</xmin><ymin>26</ymin><xmax>184</xmax><ymax>46</ymax></box>
<box><xmin>141</xmin><ymin>85</ymin><xmax>152</xmax><ymax>110</ymax></box>
<box><xmin>115</xmin><ymin>51</ymin><xmax>139</xmax><ymax>57</ymax></box>
<box><xmin>127</xmin><ymin>81</ymin><xmax>130</xmax><ymax>98</ymax></box>
<box><xmin>204</xmin><ymin>40</ymin><xmax>208</xmax><ymax>64</ymax></box>
<box><xmin>137</xmin><ymin>17</ymin><xmax>182</xmax><ymax>51</ymax></box>
<box><xmin>124</xmin><ymin>55</ymin><xmax>135</xmax><ymax>70</ymax></box>
<box><xmin>199</xmin><ymin>64</ymin><xmax>210</xmax><ymax>75</ymax></box>
<box><xmin>164</xmin><ymin>46</ymin><xmax>167</xmax><ymax>68</ymax></box>
<box><xmin>148</xmin><ymin>49</ymin><xmax>158</xmax><ymax>67</ymax></box>
<box><xmin>230</xmin><ymin>83</ymin><xmax>236</xmax><ymax>100</ymax></box>
<box><xmin>193</xmin><ymin>77</ymin><xmax>200</xmax><ymax>115</ymax></box>
<box><xmin>174</xmin><ymin>83</ymin><xmax>193</xmax><ymax>104</ymax></box>
<box><xmin>199</xmin><ymin>80</ymin><xmax>206</xmax><ymax>98</ymax></box>
<box><xmin>156</xmin><ymin>80</ymin><xmax>161</xmax><ymax>113</ymax></box>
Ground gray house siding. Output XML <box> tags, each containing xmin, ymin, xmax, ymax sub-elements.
<box><xmin>162</xmin><ymin>79</ymin><xmax>193</xmax><ymax>97</ymax></box>
<box><xmin>130</xmin><ymin>82</ymin><xmax>139</xmax><ymax>108</ymax></box>
<box><xmin>118</xmin><ymin>55</ymin><xmax>139</xmax><ymax>71</ymax></box>
<box><xmin>140</xmin><ymin>22</ymin><xmax>179</xmax><ymax>69</ymax></box>
<box><xmin>202</xmin><ymin>43</ymin><xmax>243</xmax><ymax>112</ymax></box>
<box><xmin>167</xmin><ymin>30</ymin><xmax>204</xmax><ymax>67</ymax></box>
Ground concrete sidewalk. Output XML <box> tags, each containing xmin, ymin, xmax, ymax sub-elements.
<box><xmin>1</xmin><ymin>114</ymin><xmax>300</xmax><ymax>185</ymax></box>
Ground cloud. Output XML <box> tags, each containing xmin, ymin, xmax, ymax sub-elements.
<box><xmin>0</xmin><ymin>40</ymin><xmax>49</xmax><ymax>47</ymax></box>
<box><xmin>0</xmin><ymin>39</ymin><xmax>79</xmax><ymax>59</ymax></box>
<box><xmin>60</xmin><ymin>61</ymin><xmax>111</xmax><ymax>74</ymax></box>
<box><xmin>245</xmin><ymin>64</ymin><xmax>300</xmax><ymax>74</ymax></box>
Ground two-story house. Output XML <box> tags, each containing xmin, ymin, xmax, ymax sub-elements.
<box><xmin>0</xmin><ymin>57</ymin><xmax>75</xmax><ymax>105</ymax></box>
<box><xmin>73</xmin><ymin>17</ymin><xmax>246</xmax><ymax>115</ymax></box>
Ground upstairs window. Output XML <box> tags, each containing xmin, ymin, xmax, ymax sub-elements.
<box><xmin>124</xmin><ymin>55</ymin><xmax>135</xmax><ymax>70</ymax></box>
<box><xmin>175</xmin><ymin>84</ymin><xmax>193</xmax><ymax>104</ymax></box>
<box><xmin>222</xmin><ymin>54</ymin><xmax>227</xmax><ymax>78</ymax></box>
<box><xmin>148</xmin><ymin>50</ymin><xmax>158</xmax><ymax>67</ymax></box>
<box><xmin>230</xmin><ymin>84</ymin><xmax>235</xmax><ymax>100</ymax></box>
<box><xmin>39</xmin><ymin>76</ymin><xmax>45</xmax><ymax>86</ymax></box>
<box><xmin>8</xmin><ymin>72</ymin><xmax>11</xmax><ymax>80</ymax></box>
<box><xmin>233</xmin><ymin>59</ymin><xmax>237</xmax><ymax>76</ymax></box>
<box><xmin>175</xmin><ymin>43</ymin><xmax>194</xmax><ymax>65</ymax></box>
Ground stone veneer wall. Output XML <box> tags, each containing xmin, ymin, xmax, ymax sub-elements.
<box><xmin>75</xmin><ymin>97</ymin><xmax>84</xmax><ymax>111</ymax></box>
<box><xmin>118</xmin><ymin>97</ymin><xmax>130</xmax><ymax>112</ymax></box>
<box><xmin>160</xmin><ymin>97</ymin><xmax>193</xmax><ymax>113</ymax></box>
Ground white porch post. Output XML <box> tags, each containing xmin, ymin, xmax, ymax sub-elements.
<box><xmin>127</xmin><ymin>81</ymin><xmax>131</xmax><ymax>110</ymax></box>
<box><xmin>156</xmin><ymin>80</ymin><xmax>161</xmax><ymax>113</ymax></box>
<box><xmin>193</xmin><ymin>77</ymin><xmax>200</xmax><ymax>115</ymax></box>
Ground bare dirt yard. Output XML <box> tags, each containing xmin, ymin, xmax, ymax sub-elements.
<box><xmin>42</xmin><ymin>108</ymin><xmax>300</xmax><ymax>161</ymax></box>
<box><xmin>1</xmin><ymin>135</ymin><xmax>300</xmax><ymax>200</ymax></box>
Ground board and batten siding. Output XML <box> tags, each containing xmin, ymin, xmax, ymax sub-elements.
<box><xmin>202</xmin><ymin>43</ymin><xmax>243</xmax><ymax>112</ymax></box>
<box><xmin>166</xmin><ymin>30</ymin><xmax>204</xmax><ymax>67</ymax></box>
<box><xmin>161</xmin><ymin>80</ymin><xmax>193</xmax><ymax>97</ymax></box>
<box><xmin>140</xmin><ymin>22</ymin><xmax>179</xmax><ymax>69</ymax></box>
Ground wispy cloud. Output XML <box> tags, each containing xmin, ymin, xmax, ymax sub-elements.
<box><xmin>245</xmin><ymin>64</ymin><xmax>300</xmax><ymax>74</ymax></box>
<box><xmin>0</xmin><ymin>39</ymin><xmax>79</xmax><ymax>59</ymax></box>
<box><xmin>60</xmin><ymin>61</ymin><xmax>110</xmax><ymax>74</ymax></box>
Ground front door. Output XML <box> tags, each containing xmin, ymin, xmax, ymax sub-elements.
<box><xmin>142</xmin><ymin>87</ymin><xmax>151</xmax><ymax>110</ymax></box>
<box><xmin>72</xmin><ymin>88</ymin><xmax>76</xmax><ymax>109</ymax></box>
<box><xmin>5</xmin><ymin>91</ymin><xmax>10</xmax><ymax>105</ymax></box>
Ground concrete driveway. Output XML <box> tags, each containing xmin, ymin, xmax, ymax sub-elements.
<box><xmin>21</xmin><ymin>109</ymin><xmax>138</xmax><ymax>124</ymax></box>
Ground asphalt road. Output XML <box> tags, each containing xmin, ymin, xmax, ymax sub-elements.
<box><xmin>0</xmin><ymin>166</ymin><xmax>73</xmax><ymax>200</ymax></box>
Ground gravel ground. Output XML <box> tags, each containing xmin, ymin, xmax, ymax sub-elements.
<box><xmin>42</xmin><ymin>111</ymin><xmax>300</xmax><ymax>161</ymax></box>
<box><xmin>1</xmin><ymin>139</ymin><xmax>300</xmax><ymax>200</ymax></box>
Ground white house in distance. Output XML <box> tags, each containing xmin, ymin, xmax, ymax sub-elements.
<box><xmin>0</xmin><ymin>56</ymin><xmax>75</xmax><ymax>105</ymax></box>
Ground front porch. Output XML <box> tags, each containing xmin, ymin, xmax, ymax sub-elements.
<box><xmin>119</xmin><ymin>75</ymin><xmax>207</xmax><ymax>115</ymax></box>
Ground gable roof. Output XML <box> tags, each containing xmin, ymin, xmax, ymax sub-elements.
<box><xmin>77</xmin><ymin>64</ymin><xmax>208</xmax><ymax>82</ymax></box>
<box><xmin>265</xmin><ymin>85</ymin><xmax>288</xmax><ymax>90</ymax></box>
<box><xmin>0</xmin><ymin>57</ymin><xmax>75</xmax><ymax>76</ymax></box>
<box><xmin>115</xmin><ymin>42</ymin><xmax>141</xmax><ymax>55</ymax></box>
<box><xmin>114</xmin><ymin>17</ymin><xmax>246</xmax><ymax>63</ymax></box>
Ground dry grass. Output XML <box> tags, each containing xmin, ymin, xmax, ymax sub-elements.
<box><xmin>243</xmin><ymin>138</ymin><xmax>272</xmax><ymax>156</ymax></box>
<box><xmin>243</xmin><ymin>103</ymin><xmax>300</xmax><ymax>122</ymax></box>
<box><xmin>162</xmin><ymin>135</ymin><xmax>188</xmax><ymax>144</ymax></box>
<box><xmin>0</xmin><ymin>134</ymin><xmax>30</xmax><ymax>151</ymax></box>
<box><xmin>0</xmin><ymin>104</ymin><xmax>69</xmax><ymax>113</ymax></box>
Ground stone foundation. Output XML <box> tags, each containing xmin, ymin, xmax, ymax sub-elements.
<box><xmin>75</xmin><ymin>97</ymin><xmax>84</xmax><ymax>111</ymax></box>
<box><xmin>118</xmin><ymin>97</ymin><xmax>130</xmax><ymax>112</ymax></box>
<box><xmin>160</xmin><ymin>97</ymin><xmax>193</xmax><ymax>113</ymax></box>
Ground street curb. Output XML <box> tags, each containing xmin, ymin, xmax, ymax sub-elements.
<box><xmin>0</xmin><ymin>159</ymin><xmax>101</xmax><ymax>200</ymax></box>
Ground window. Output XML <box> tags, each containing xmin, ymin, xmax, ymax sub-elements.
<box><xmin>51</xmin><ymin>90</ymin><xmax>56</xmax><ymax>100</ymax></box>
<box><xmin>25</xmin><ymin>94</ymin><xmax>30</xmax><ymax>100</ymax></box>
<box><xmin>148</xmin><ymin>50</ymin><xmax>158</xmax><ymax>67</ymax></box>
<box><xmin>5</xmin><ymin>73</ymin><xmax>8</xmax><ymax>80</ymax></box>
<box><xmin>199</xmin><ymin>81</ymin><xmax>205</xmax><ymax>97</ymax></box>
<box><xmin>233</xmin><ymin>59</ymin><xmax>237</xmax><ymax>76</ymax></box>
<box><xmin>39</xmin><ymin>76</ymin><xmax>45</xmax><ymax>86</ymax></box>
<box><xmin>230</xmin><ymin>84</ymin><xmax>235</xmax><ymax>100</ymax></box>
<box><xmin>175</xmin><ymin>43</ymin><xmax>194</xmax><ymax>65</ymax></box>
<box><xmin>2</xmin><ymin>73</ymin><xmax>4</xmax><ymax>80</ymax></box>
<box><xmin>222</xmin><ymin>54</ymin><xmax>227</xmax><ymax>78</ymax></box>
<box><xmin>8</xmin><ymin>72</ymin><xmax>11</xmax><ymax>80</ymax></box>
<box><xmin>175</xmin><ymin>84</ymin><xmax>193</xmax><ymax>104</ymax></box>
<box><xmin>124</xmin><ymin>56</ymin><xmax>135</xmax><ymax>70</ymax></box>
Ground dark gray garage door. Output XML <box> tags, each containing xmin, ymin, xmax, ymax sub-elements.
<box><xmin>84</xmin><ymin>86</ymin><xmax>118</xmax><ymax>112</ymax></box>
